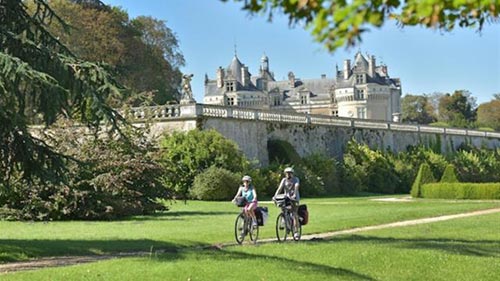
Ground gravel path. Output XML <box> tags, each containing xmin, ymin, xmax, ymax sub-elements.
<box><xmin>2</xmin><ymin>207</ymin><xmax>499</xmax><ymax>274</ymax></box>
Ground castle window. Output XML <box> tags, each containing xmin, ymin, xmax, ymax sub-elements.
<box><xmin>301</xmin><ymin>95</ymin><xmax>307</xmax><ymax>105</ymax></box>
<box><xmin>227</xmin><ymin>97</ymin><xmax>235</xmax><ymax>106</ymax></box>
<box><xmin>226</xmin><ymin>82</ymin><xmax>234</xmax><ymax>92</ymax></box>
<box><xmin>357</xmin><ymin>107</ymin><xmax>366</xmax><ymax>119</ymax></box>
<box><xmin>356</xmin><ymin>74</ymin><xmax>364</xmax><ymax>84</ymax></box>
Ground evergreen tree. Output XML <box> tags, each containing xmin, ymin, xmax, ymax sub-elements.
<box><xmin>0</xmin><ymin>0</ymin><xmax>125</xmax><ymax>187</ymax></box>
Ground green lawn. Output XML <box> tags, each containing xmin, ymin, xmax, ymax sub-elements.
<box><xmin>0</xmin><ymin>197</ymin><xmax>500</xmax><ymax>280</ymax></box>
<box><xmin>3</xmin><ymin>211</ymin><xmax>499</xmax><ymax>280</ymax></box>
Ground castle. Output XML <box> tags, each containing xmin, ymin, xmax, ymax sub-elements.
<box><xmin>204</xmin><ymin>52</ymin><xmax>402</xmax><ymax>121</ymax></box>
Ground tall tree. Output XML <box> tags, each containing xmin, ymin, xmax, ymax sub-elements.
<box><xmin>477</xmin><ymin>99</ymin><xmax>500</xmax><ymax>131</ymax></box>
<box><xmin>39</xmin><ymin>0</ymin><xmax>185</xmax><ymax>106</ymax></box>
<box><xmin>401</xmin><ymin>94</ymin><xmax>436</xmax><ymax>124</ymax></box>
<box><xmin>127</xmin><ymin>16</ymin><xmax>185</xmax><ymax>104</ymax></box>
<box><xmin>0</xmin><ymin>0</ymin><xmax>124</xmax><ymax>187</ymax></box>
<box><xmin>225</xmin><ymin>0</ymin><xmax>500</xmax><ymax>52</ymax></box>
<box><xmin>438</xmin><ymin>90</ymin><xmax>476</xmax><ymax>127</ymax></box>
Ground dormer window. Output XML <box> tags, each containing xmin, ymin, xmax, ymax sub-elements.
<box><xmin>301</xmin><ymin>95</ymin><xmax>307</xmax><ymax>105</ymax></box>
<box><xmin>356</xmin><ymin>74</ymin><xmax>364</xmax><ymax>84</ymax></box>
<box><xmin>226</xmin><ymin>82</ymin><xmax>235</xmax><ymax>92</ymax></box>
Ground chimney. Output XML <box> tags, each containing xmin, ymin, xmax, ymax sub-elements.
<box><xmin>343</xmin><ymin>59</ymin><xmax>351</xmax><ymax>80</ymax></box>
<box><xmin>288</xmin><ymin>72</ymin><xmax>295</xmax><ymax>88</ymax></box>
<box><xmin>368</xmin><ymin>55</ymin><xmax>376</xmax><ymax>77</ymax></box>
<box><xmin>216</xmin><ymin>67</ymin><xmax>224</xmax><ymax>88</ymax></box>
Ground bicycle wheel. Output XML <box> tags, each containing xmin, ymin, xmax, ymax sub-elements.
<box><xmin>275</xmin><ymin>213</ymin><xmax>288</xmax><ymax>242</ymax></box>
<box><xmin>249</xmin><ymin>222</ymin><xmax>259</xmax><ymax>244</ymax></box>
<box><xmin>234</xmin><ymin>213</ymin><xmax>246</xmax><ymax>244</ymax></box>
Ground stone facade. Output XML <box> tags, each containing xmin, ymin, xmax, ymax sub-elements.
<box><xmin>204</xmin><ymin>52</ymin><xmax>402</xmax><ymax>122</ymax></box>
<box><xmin>128</xmin><ymin>104</ymin><xmax>500</xmax><ymax>166</ymax></box>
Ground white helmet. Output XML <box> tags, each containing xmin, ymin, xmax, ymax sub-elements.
<box><xmin>242</xmin><ymin>175</ymin><xmax>252</xmax><ymax>182</ymax></box>
<box><xmin>284</xmin><ymin>167</ymin><xmax>294</xmax><ymax>173</ymax></box>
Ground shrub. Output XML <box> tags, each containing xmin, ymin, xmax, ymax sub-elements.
<box><xmin>0</xmin><ymin>134</ymin><xmax>169</xmax><ymax>221</ymax></box>
<box><xmin>440</xmin><ymin>164</ymin><xmax>459</xmax><ymax>183</ymax></box>
<box><xmin>245</xmin><ymin>166</ymin><xmax>282</xmax><ymax>199</ymax></box>
<box><xmin>159</xmin><ymin>129</ymin><xmax>249</xmax><ymax>199</ymax></box>
<box><xmin>190</xmin><ymin>166</ymin><xmax>241</xmax><ymax>200</ymax></box>
<box><xmin>421</xmin><ymin>183</ymin><xmax>500</xmax><ymax>199</ymax></box>
<box><xmin>302</xmin><ymin>153</ymin><xmax>340</xmax><ymax>195</ymax></box>
<box><xmin>410</xmin><ymin>163</ymin><xmax>436</xmax><ymax>198</ymax></box>
<box><xmin>293</xmin><ymin>165</ymin><xmax>326</xmax><ymax>197</ymax></box>
<box><xmin>453</xmin><ymin>148</ymin><xmax>500</xmax><ymax>183</ymax></box>
<box><xmin>340</xmin><ymin>141</ymin><xmax>399</xmax><ymax>194</ymax></box>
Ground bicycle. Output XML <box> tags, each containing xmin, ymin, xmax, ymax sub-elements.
<box><xmin>273</xmin><ymin>195</ymin><xmax>302</xmax><ymax>242</ymax></box>
<box><xmin>233</xmin><ymin>201</ymin><xmax>259</xmax><ymax>245</ymax></box>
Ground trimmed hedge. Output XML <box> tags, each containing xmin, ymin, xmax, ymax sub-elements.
<box><xmin>421</xmin><ymin>183</ymin><xmax>500</xmax><ymax>199</ymax></box>
<box><xmin>440</xmin><ymin>164</ymin><xmax>459</xmax><ymax>183</ymax></box>
<box><xmin>410</xmin><ymin>163</ymin><xmax>435</xmax><ymax>198</ymax></box>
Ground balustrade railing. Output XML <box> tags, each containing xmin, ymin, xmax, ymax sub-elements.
<box><xmin>127</xmin><ymin>104</ymin><xmax>499</xmax><ymax>139</ymax></box>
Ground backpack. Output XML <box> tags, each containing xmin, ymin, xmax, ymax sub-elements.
<box><xmin>255</xmin><ymin>206</ymin><xmax>269</xmax><ymax>226</ymax></box>
<box><xmin>298</xmin><ymin>204</ymin><xmax>309</xmax><ymax>225</ymax></box>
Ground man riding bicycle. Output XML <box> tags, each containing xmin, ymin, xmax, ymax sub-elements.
<box><xmin>273</xmin><ymin>167</ymin><xmax>300</xmax><ymax>239</ymax></box>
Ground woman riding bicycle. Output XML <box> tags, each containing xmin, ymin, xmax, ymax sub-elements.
<box><xmin>232</xmin><ymin>175</ymin><xmax>258</xmax><ymax>226</ymax></box>
<box><xmin>273</xmin><ymin>167</ymin><xmax>300</xmax><ymax>239</ymax></box>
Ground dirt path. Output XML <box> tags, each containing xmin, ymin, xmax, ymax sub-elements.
<box><xmin>2</xmin><ymin>207</ymin><xmax>499</xmax><ymax>274</ymax></box>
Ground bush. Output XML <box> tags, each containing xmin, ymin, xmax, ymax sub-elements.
<box><xmin>453</xmin><ymin>148</ymin><xmax>500</xmax><ymax>183</ymax></box>
<box><xmin>410</xmin><ymin>163</ymin><xmax>436</xmax><ymax>198</ymax></box>
<box><xmin>159</xmin><ymin>129</ymin><xmax>249</xmax><ymax>199</ymax></box>
<box><xmin>340</xmin><ymin>141</ymin><xmax>399</xmax><ymax>194</ymax></box>
<box><xmin>293</xmin><ymin>165</ymin><xmax>326</xmax><ymax>197</ymax></box>
<box><xmin>245</xmin><ymin>166</ymin><xmax>282</xmax><ymax>199</ymax></box>
<box><xmin>190</xmin><ymin>166</ymin><xmax>240</xmax><ymax>200</ymax></box>
<box><xmin>421</xmin><ymin>183</ymin><xmax>500</xmax><ymax>199</ymax></box>
<box><xmin>0</xmin><ymin>134</ymin><xmax>169</xmax><ymax>221</ymax></box>
<box><xmin>302</xmin><ymin>153</ymin><xmax>340</xmax><ymax>195</ymax></box>
<box><xmin>440</xmin><ymin>164</ymin><xmax>459</xmax><ymax>183</ymax></box>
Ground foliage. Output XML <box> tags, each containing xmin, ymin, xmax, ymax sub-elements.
<box><xmin>226</xmin><ymin>0</ymin><xmax>500</xmax><ymax>52</ymax></box>
<box><xmin>476</xmin><ymin>99</ymin><xmax>500</xmax><ymax>131</ymax></box>
<box><xmin>190</xmin><ymin>166</ymin><xmax>240</xmax><ymax>201</ymax></box>
<box><xmin>245</xmin><ymin>165</ymin><xmax>283</xmax><ymax>198</ymax></box>
<box><xmin>341</xmin><ymin>141</ymin><xmax>399</xmax><ymax>194</ymax></box>
<box><xmin>440</xmin><ymin>164</ymin><xmax>459</xmax><ymax>183</ymax></box>
<box><xmin>410</xmin><ymin>163</ymin><xmax>436</xmax><ymax>198</ymax></box>
<box><xmin>438</xmin><ymin>90</ymin><xmax>477</xmax><ymax>128</ymax></box>
<box><xmin>0</xmin><ymin>0</ymin><xmax>126</xmax><ymax>187</ymax></box>
<box><xmin>302</xmin><ymin>153</ymin><xmax>340</xmax><ymax>194</ymax></box>
<box><xmin>421</xmin><ymin>182</ymin><xmax>500</xmax><ymax>200</ymax></box>
<box><xmin>292</xmin><ymin>164</ymin><xmax>326</xmax><ymax>197</ymax></box>
<box><xmin>452</xmin><ymin>148</ymin><xmax>500</xmax><ymax>183</ymax></box>
<box><xmin>159</xmin><ymin>129</ymin><xmax>249</xmax><ymax>199</ymax></box>
<box><xmin>36</xmin><ymin>0</ymin><xmax>185</xmax><ymax>106</ymax></box>
<box><xmin>0</xmin><ymin>121</ymin><xmax>168</xmax><ymax>220</ymax></box>
<box><xmin>401</xmin><ymin>94</ymin><xmax>436</xmax><ymax>124</ymax></box>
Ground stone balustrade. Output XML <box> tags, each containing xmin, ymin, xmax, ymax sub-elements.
<box><xmin>128</xmin><ymin>104</ymin><xmax>499</xmax><ymax>139</ymax></box>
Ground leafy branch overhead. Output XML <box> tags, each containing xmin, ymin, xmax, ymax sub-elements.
<box><xmin>0</xmin><ymin>0</ymin><xmax>125</xmax><ymax>186</ymax></box>
<box><xmin>226</xmin><ymin>0</ymin><xmax>500</xmax><ymax>51</ymax></box>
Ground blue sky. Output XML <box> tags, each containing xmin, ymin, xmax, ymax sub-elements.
<box><xmin>103</xmin><ymin>0</ymin><xmax>499</xmax><ymax>105</ymax></box>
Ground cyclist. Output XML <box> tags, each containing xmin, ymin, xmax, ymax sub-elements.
<box><xmin>273</xmin><ymin>167</ymin><xmax>300</xmax><ymax>239</ymax></box>
<box><xmin>232</xmin><ymin>175</ymin><xmax>258</xmax><ymax>226</ymax></box>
